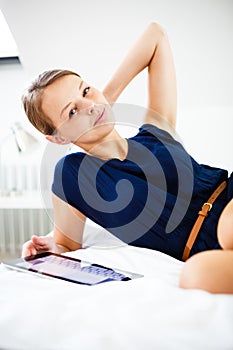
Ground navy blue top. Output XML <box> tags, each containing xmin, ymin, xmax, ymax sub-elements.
<box><xmin>52</xmin><ymin>124</ymin><xmax>232</xmax><ymax>260</ymax></box>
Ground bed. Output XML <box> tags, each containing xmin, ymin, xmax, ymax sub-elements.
<box><xmin>0</xmin><ymin>221</ymin><xmax>233</xmax><ymax>350</ymax></box>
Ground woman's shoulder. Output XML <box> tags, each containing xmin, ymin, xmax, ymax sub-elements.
<box><xmin>130</xmin><ymin>123</ymin><xmax>179</xmax><ymax>144</ymax></box>
<box><xmin>54</xmin><ymin>151</ymin><xmax>86</xmax><ymax>174</ymax></box>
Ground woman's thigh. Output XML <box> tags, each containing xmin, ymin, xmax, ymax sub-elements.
<box><xmin>217</xmin><ymin>199</ymin><xmax>233</xmax><ymax>249</ymax></box>
<box><xmin>179</xmin><ymin>250</ymin><xmax>233</xmax><ymax>294</ymax></box>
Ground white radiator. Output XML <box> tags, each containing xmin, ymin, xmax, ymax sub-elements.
<box><xmin>0</xmin><ymin>149</ymin><xmax>54</xmax><ymax>260</ymax></box>
<box><xmin>0</xmin><ymin>208</ymin><xmax>53</xmax><ymax>259</ymax></box>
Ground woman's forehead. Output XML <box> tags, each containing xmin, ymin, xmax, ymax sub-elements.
<box><xmin>52</xmin><ymin>74</ymin><xmax>83</xmax><ymax>91</ymax></box>
<box><xmin>43</xmin><ymin>75</ymin><xmax>83</xmax><ymax>102</ymax></box>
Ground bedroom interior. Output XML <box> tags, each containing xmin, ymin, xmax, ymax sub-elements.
<box><xmin>0</xmin><ymin>0</ymin><xmax>233</xmax><ymax>349</ymax></box>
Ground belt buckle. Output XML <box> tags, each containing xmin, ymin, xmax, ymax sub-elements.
<box><xmin>202</xmin><ymin>202</ymin><xmax>212</xmax><ymax>211</ymax></box>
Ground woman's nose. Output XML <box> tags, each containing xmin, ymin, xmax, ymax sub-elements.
<box><xmin>87</xmin><ymin>102</ymin><xmax>95</xmax><ymax>115</ymax></box>
<box><xmin>77</xmin><ymin>99</ymin><xmax>95</xmax><ymax>114</ymax></box>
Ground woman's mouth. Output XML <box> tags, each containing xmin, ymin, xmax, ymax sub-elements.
<box><xmin>94</xmin><ymin>108</ymin><xmax>105</xmax><ymax>126</ymax></box>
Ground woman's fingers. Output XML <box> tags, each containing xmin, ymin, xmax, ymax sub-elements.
<box><xmin>21</xmin><ymin>241</ymin><xmax>37</xmax><ymax>257</ymax></box>
<box><xmin>21</xmin><ymin>235</ymin><xmax>54</xmax><ymax>257</ymax></box>
<box><xmin>31</xmin><ymin>235</ymin><xmax>51</xmax><ymax>249</ymax></box>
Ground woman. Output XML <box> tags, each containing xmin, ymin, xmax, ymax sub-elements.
<box><xmin>21</xmin><ymin>23</ymin><xmax>233</xmax><ymax>293</ymax></box>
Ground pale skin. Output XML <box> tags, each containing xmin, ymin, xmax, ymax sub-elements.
<box><xmin>21</xmin><ymin>22</ymin><xmax>233</xmax><ymax>294</ymax></box>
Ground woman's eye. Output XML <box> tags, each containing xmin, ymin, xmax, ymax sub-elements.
<box><xmin>83</xmin><ymin>87</ymin><xmax>90</xmax><ymax>97</ymax></box>
<box><xmin>69</xmin><ymin>108</ymin><xmax>77</xmax><ymax>118</ymax></box>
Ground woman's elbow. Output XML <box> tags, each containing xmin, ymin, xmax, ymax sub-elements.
<box><xmin>148</xmin><ymin>22</ymin><xmax>167</xmax><ymax>37</ymax></box>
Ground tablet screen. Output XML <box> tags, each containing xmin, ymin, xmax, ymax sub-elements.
<box><xmin>3</xmin><ymin>252</ymin><xmax>143</xmax><ymax>285</ymax></box>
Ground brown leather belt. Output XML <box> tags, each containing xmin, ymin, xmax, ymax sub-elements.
<box><xmin>182</xmin><ymin>180</ymin><xmax>227</xmax><ymax>261</ymax></box>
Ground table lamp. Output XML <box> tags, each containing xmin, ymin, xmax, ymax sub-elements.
<box><xmin>0</xmin><ymin>122</ymin><xmax>40</xmax><ymax>196</ymax></box>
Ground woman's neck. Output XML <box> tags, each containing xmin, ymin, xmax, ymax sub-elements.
<box><xmin>75</xmin><ymin>128</ymin><xmax>128</xmax><ymax>161</ymax></box>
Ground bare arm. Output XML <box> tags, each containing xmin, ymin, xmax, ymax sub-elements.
<box><xmin>22</xmin><ymin>194</ymin><xmax>84</xmax><ymax>257</ymax></box>
<box><xmin>52</xmin><ymin>194</ymin><xmax>85</xmax><ymax>251</ymax></box>
<box><xmin>103</xmin><ymin>22</ymin><xmax>177</xmax><ymax>128</ymax></box>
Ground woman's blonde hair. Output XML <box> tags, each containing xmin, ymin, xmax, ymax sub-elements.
<box><xmin>22</xmin><ymin>69</ymin><xmax>81</xmax><ymax>135</ymax></box>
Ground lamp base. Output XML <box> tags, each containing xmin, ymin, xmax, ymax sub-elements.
<box><xmin>0</xmin><ymin>189</ymin><xmax>23</xmax><ymax>197</ymax></box>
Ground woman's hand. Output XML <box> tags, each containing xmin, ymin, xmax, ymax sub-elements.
<box><xmin>21</xmin><ymin>235</ymin><xmax>68</xmax><ymax>257</ymax></box>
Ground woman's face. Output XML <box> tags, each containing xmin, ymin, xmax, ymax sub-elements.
<box><xmin>41</xmin><ymin>74</ymin><xmax>115</xmax><ymax>148</ymax></box>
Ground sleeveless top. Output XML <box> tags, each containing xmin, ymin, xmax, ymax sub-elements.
<box><xmin>52</xmin><ymin>124</ymin><xmax>231</xmax><ymax>260</ymax></box>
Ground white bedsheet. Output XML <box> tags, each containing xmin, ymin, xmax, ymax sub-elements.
<box><xmin>0</xmin><ymin>227</ymin><xmax>233</xmax><ymax>350</ymax></box>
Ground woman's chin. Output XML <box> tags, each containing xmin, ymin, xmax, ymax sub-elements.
<box><xmin>74</xmin><ymin>123</ymin><xmax>115</xmax><ymax>148</ymax></box>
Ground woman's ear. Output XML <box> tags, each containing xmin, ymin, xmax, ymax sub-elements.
<box><xmin>45</xmin><ymin>135</ymin><xmax>57</xmax><ymax>143</ymax></box>
<box><xmin>45</xmin><ymin>134</ymin><xmax>70</xmax><ymax>144</ymax></box>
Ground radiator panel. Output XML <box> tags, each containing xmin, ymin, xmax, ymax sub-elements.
<box><xmin>0</xmin><ymin>148</ymin><xmax>54</xmax><ymax>260</ymax></box>
<box><xmin>0</xmin><ymin>208</ymin><xmax>53</xmax><ymax>260</ymax></box>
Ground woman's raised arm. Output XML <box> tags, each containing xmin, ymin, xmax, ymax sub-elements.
<box><xmin>103</xmin><ymin>22</ymin><xmax>177</xmax><ymax>128</ymax></box>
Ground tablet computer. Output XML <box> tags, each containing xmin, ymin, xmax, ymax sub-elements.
<box><xmin>2</xmin><ymin>252</ymin><xmax>143</xmax><ymax>286</ymax></box>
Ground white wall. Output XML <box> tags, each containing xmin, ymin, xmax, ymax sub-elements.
<box><xmin>0</xmin><ymin>0</ymin><xmax>233</xmax><ymax>171</ymax></box>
